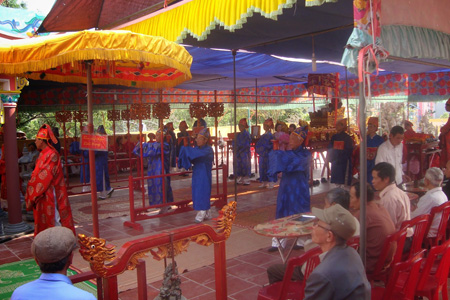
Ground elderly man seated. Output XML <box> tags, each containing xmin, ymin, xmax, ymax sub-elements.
<box><xmin>266</xmin><ymin>188</ymin><xmax>359</xmax><ymax>284</ymax></box>
<box><xmin>411</xmin><ymin>167</ymin><xmax>448</xmax><ymax>237</ymax></box>
<box><xmin>304</xmin><ymin>204</ymin><xmax>370</xmax><ymax>299</ymax></box>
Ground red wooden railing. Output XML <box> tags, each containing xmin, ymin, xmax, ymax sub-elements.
<box><xmin>71</xmin><ymin>202</ymin><xmax>235</xmax><ymax>300</ymax></box>
<box><xmin>124</xmin><ymin>164</ymin><xmax>228</xmax><ymax>231</ymax></box>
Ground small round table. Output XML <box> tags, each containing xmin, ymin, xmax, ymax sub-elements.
<box><xmin>252</xmin><ymin>214</ymin><xmax>314</xmax><ymax>263</ymax></box>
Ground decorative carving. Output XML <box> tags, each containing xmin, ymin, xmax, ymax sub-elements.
<box><xmin>215</xmin><ymin>201</ymin><xmax>237</xmax><ymax>239</ymax></box>
<box><xmin>149</xmin><ymin>239</ymin><xmax>190</xmax><ymax>261</ymax></box>
<box><xmin>127</xmin><ymin>251</ymin><xmax>148</xmax><ymax>271</ymax></box>
<box><xmin>157</xmin><ymin>262</ymin><xmax>183</xmax><ymax>300</ymax></box>
<box><xmin>207</xmin><ymin>103</ymin><xmax>224</xmax><ymax>118</ymax></box>
<box><xmin>107</xmin><ymin>110</ymin><xmax>121</xmax><ymax>121</ymax></box>
<box><xmin>121</xmin><ymin>109</ymin><xmax>131</xmax><ymax>121</ymax></box>
<box><xmin>55</xmin><ymin>111</ymin><xmax>73</xmax><ymax>123</ymax></box>
<box><xmin>16</xmin><ymin>77</ymin><xmax>29</xmax><ymax>91</ymax></box>
<box><xmin>0</xmin><ymin>94</ymin><xmax>20</xmax><ymax>103</ymax></box>
<box><xmin>189</xmin><ymin>103</ymin><xmax>208</xmax><ymax>119</ymax></box>
<box><xmin>73</xmin><ymin>111</ymin><xmax>88</xmax><ymax>122</ymax></box>
<box><xmin>152</xmin><ymin>103</ymin><xmax>171</xmax><ymax>119</ymax></box>
<box><xmin>191</xmin><ymin>234</ymin><xmax>213</xmax><ymax>246</ymax></box>
<box><xmin>78</xmin><ymin>234</ymin><xmax>116</xmax><ymax>277</ymax></box>
<box><xmin>131</xmin><ymin>103</ymin><xmax>151</xmax><ymax>120</ymax></box>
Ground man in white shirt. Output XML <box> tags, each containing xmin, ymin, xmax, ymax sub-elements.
<box><xmin>375</xmin><ymin>125</ymin><xmax>405</xmax><ymax>185</ymax></box>
<box><xmin>372</xmin><ymin>162</ymin><xmax>411</xmax><ymax>234</ymax></box>
<box><xmin>412</xmin><ymin>167</ymin><xmax>448</xmax><ymax>237</ymax></box>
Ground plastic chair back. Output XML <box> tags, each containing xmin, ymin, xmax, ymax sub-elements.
<box><xmin>401</xmin><ymin>214</ymin><xmax>430</xmax><ymax>259</ymax></box>
<box><xmin>425</xmin><ymin>202</ymin><xmax>450</xmax><ymax>248</ymax></box>
<box><xmin>379</xmin><ymin>250</ymin><xmax>425</xmax><ymax>300</ymax></box>
<box><xmin>257</xmin><ymin>247</ymin><xmax>322</xmax><ymax>300</ymax></box>
<box><xmin>416</xmin><ymin>239</ymin><xmax>450</xmax><ymax>300</ymax></box>
<box><xmin>346</xmin><ymin>236</ymin><xmax>360</xmax><ymax>251</ymax></box>
<box><xmin>367</xmin><ymin>226</ymin><xmax>408</xmax><ymax>284</ymax></box>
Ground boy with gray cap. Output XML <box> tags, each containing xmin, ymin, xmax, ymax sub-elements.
<box><xmin>304</xmin><ymin>204</ymin><xmax>370</xmax><ymax>300</ymax></box>
<box><xmin>11</xmin><ymin>227</ymin><xmax>95</xmax><ymax>300</ymax></box>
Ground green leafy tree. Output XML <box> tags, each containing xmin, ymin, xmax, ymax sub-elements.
<box><xmin>1</xmin><ymin>0</ymin><xmax>27</xmax><ymax>9</ymax></box>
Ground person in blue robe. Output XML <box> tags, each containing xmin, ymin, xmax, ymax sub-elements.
<box><xmin>95</xmin><ymin>125</ymin><xmax>114</xmax><ymax>200</ymax></box>
<box><xmin>165</xmin><ymin>122</ymin><xmax>177</xmax><ymax>169</ymax></box>
<box><xmin>178</xmin><ymin>128</ymin><xmax>214</xmax><ymax>223</ymax></box>
<box><xmin>234</xmin><ymin>118</ymin><xmax>252</xmax><ymax>185</ymax></box>
<box><xmin>268</xmin><ymin>122</ymin><xmax>311</xmax><ymax>250</ymax></box>
<box><xmin>133</xmin><ymin>128</ymin><xmax>173</xmax><ymax>207</ymax></box>
<box><xmin>69</xmin><ymin>136</ymin><xmax>90</xmax><ymax>191</ymax></box>
<box><xmin>177</xmin><ymin>121</ymin><xmax>191</xmax><ymax>176</ymax></box>
<box><xmin>328</xmin><ymin>119</ymin><xmax>354</xmax><ymax>186</ymax></box>
<box><xmin>255</xmin><ymin>118</ymin><xmax>276</xmax><ymax>188</ymax></box>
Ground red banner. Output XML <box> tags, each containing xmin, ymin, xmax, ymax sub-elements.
<box><xmin>80</xmin><ymin>134</ymin><xmax>108</xmax><ymax>151</ymax></box>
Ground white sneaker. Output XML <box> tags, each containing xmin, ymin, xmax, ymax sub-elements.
<box><xmin>258</xmin><ymin>182</ymin><xmax>266</xmax><ymax>188</ymax></box>
<box><xmin>204</xmin><ymin>209</ymin><xmax>211</xmax><ymax>220</ymax></box>
<box><xmin>242</xmin><ymin>177</ymin><xmax>251</xmax><ymax>185</ymax></box>
<box><xmin>195</xmin><ymin>210</ymin><xmax>207</xmax><ymax>223</ymax></box>
<box><xmin>236</xmin><ymin>176</ymin><xmax>243</xmax><ymax>184</ymax></box>
<box><xmin>267</xmin><ymin>182</ymin><xmax>275</xmax><ymax>189</ymax></box>
<box><xmin>82</xmin><ymin>186</ymin><xmax>91</xmax><ymax>192</ymax></box>
<box><xmin>159</xmin><ymin>206</ymin><xmax>170</xmax><ymax>214</ymax></box>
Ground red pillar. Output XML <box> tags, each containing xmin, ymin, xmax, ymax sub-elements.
<box><xmin>3</xmin><ymin>100</ymin><xmax>32</xmax><ymax>234</ymax></box>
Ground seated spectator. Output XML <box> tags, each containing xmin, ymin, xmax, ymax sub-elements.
<box><xmin>372</xmin><ymin>162</ymin><xmax>411</xmax><ymax>233</ymax></box>
<box><xmin>304</xmin><ymin>205</ymin><xmax>370</xmax><ymax>299</ymax></box>
<box><xmin>442</xmin><ymin>160</ymin><xmax>450</xmax><ymax>199</ymax></box>
<box><xmin>411</xmin><ymin>167</ymin><xmax>448</xmax><ymax>237</ymax></box>
<box><xmin>266</xmin><ymin>188</ymin><xmax>359</xmax><ymax>284</ymax></box>
<box><xmin>11</xmin><ymin>227</ymin><xmax>95</xmax><ymax>300</ymax></box>
<box><xmin>349</xmin><ymin>182</ymin><xmax>396</xmax><ymax>273</ymax></box>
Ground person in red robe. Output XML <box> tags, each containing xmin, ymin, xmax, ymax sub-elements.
<box><xmin>25</xmin><ymin>124</ymin><xmax>75</xmax><ymax>236</ymax></box>
<box><xmin>403</xmin><ymin>120</ymin><xmax>416</xmax><ymax>139</ymax></box>
<box><xmin>440</xmin><ymin>98</ymin><xmax>450</xmax><ymax>168</ymax></box>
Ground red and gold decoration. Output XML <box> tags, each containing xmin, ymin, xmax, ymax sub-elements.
<box><xmin>207</xmin><ymin>103</ymin><xmax>224</xmax><ymax>118</ymax></box>
<box><xmin>152</xmin><ymin>103</ymin><xmax>171</xmax><ymax>119</ymax></box>
<box><xmin>77</xmin><ymin>201</ymin><xmax>237</xmax><ymax>277</ymax></box>
<box><xmin>72</xmin><ymin>111</ymin><xmax>87</xmax><ymax>122</ymax></box>
<box><xmin>121</xmin><ymin>109</ymin><xmax>131</xmax><ymax>121</ymax></box>
<box><xmin>189</xmin><ymin>103</ymin><xmax>208</xmax><ymax>119</ymax></box>
<box><xmin>107</xmin><ymin>110</ymin><xmax>121</xmax><ymax>121</ymax></box>
<box><xmin>309</xmin><ymin>107</ymin><xmax>345</xmax><ymax>128</ymax></box>
<box><xmin>131</xmin><ymin>103</ymin><xmax>151</xmax><ymax>120</ymax></box>
<box><xmin>55</xmin><ymin>111</ymin><xmax>73</xmax><ymax>123</ymax></box>
<box><xmin>307</xmin><ymin>73</ymin><xmax>340</xmax><ymax>96</ymax></box>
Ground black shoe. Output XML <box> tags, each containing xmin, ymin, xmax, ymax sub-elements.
<box><xmin>321</xmin><ymin>178</ymin><xmax>328</xmax><ymax>183</ymax></box>
<box><xmin>293</xmin><ymin>245</ymin><xmax>304</xmax><ymax>250</ymax></box>
<box><xmin>268</xmin><ymin>246</ymin><xmax>278</xmax><ymax>253</ymax></box>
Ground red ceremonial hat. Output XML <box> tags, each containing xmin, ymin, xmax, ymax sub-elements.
<box><xmin>36</xmin><ymin>124</ymin><xmax>58</xmax><ymax>144</ymax></box>
<box><xmin>367</xmin><ymin>117</ymin><xmax>378</xmax><ymax>127</ymax></box>
<box><xmin>404</xmin><ymin>120</ymin><xmax>413</xmax><ymax>127</ymax></box>
<box><xmin>239</xmin><ymin>118</ymin><xmax>249</xmax><ymax>128</ymax></box>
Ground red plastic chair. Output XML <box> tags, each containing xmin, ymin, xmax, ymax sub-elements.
<box><xmin>366</xmin><ymin>226</ymin><xmax>408</xmax><ymax>285</ymax></box>
<box><xmin>257</xmin><ymin>247</ymin><xmax>322</xmax><ymax>300</ymax></box>
<box><xmin>346</xmin><ymin>235</ymin><xmax>360</xmax><ymax>251</ymax></box>
<box><xmin>371</xmin><ymin>249</ymin><xmax>425</xmax><ymax>300</ymax></box>
<box><xmin>424</xmin><ymin>202</ymin><xmax>450</xmax><ymax>249</ymax></box>
<box><xmin>415</xmin><ymin>240</ymin><xmax>450</xmax><ymax>300</ymax></box>
<box><xmin>400</xmin><ymin>214</ymin><xmax>430</xmax><ymax>259</ymax></box>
